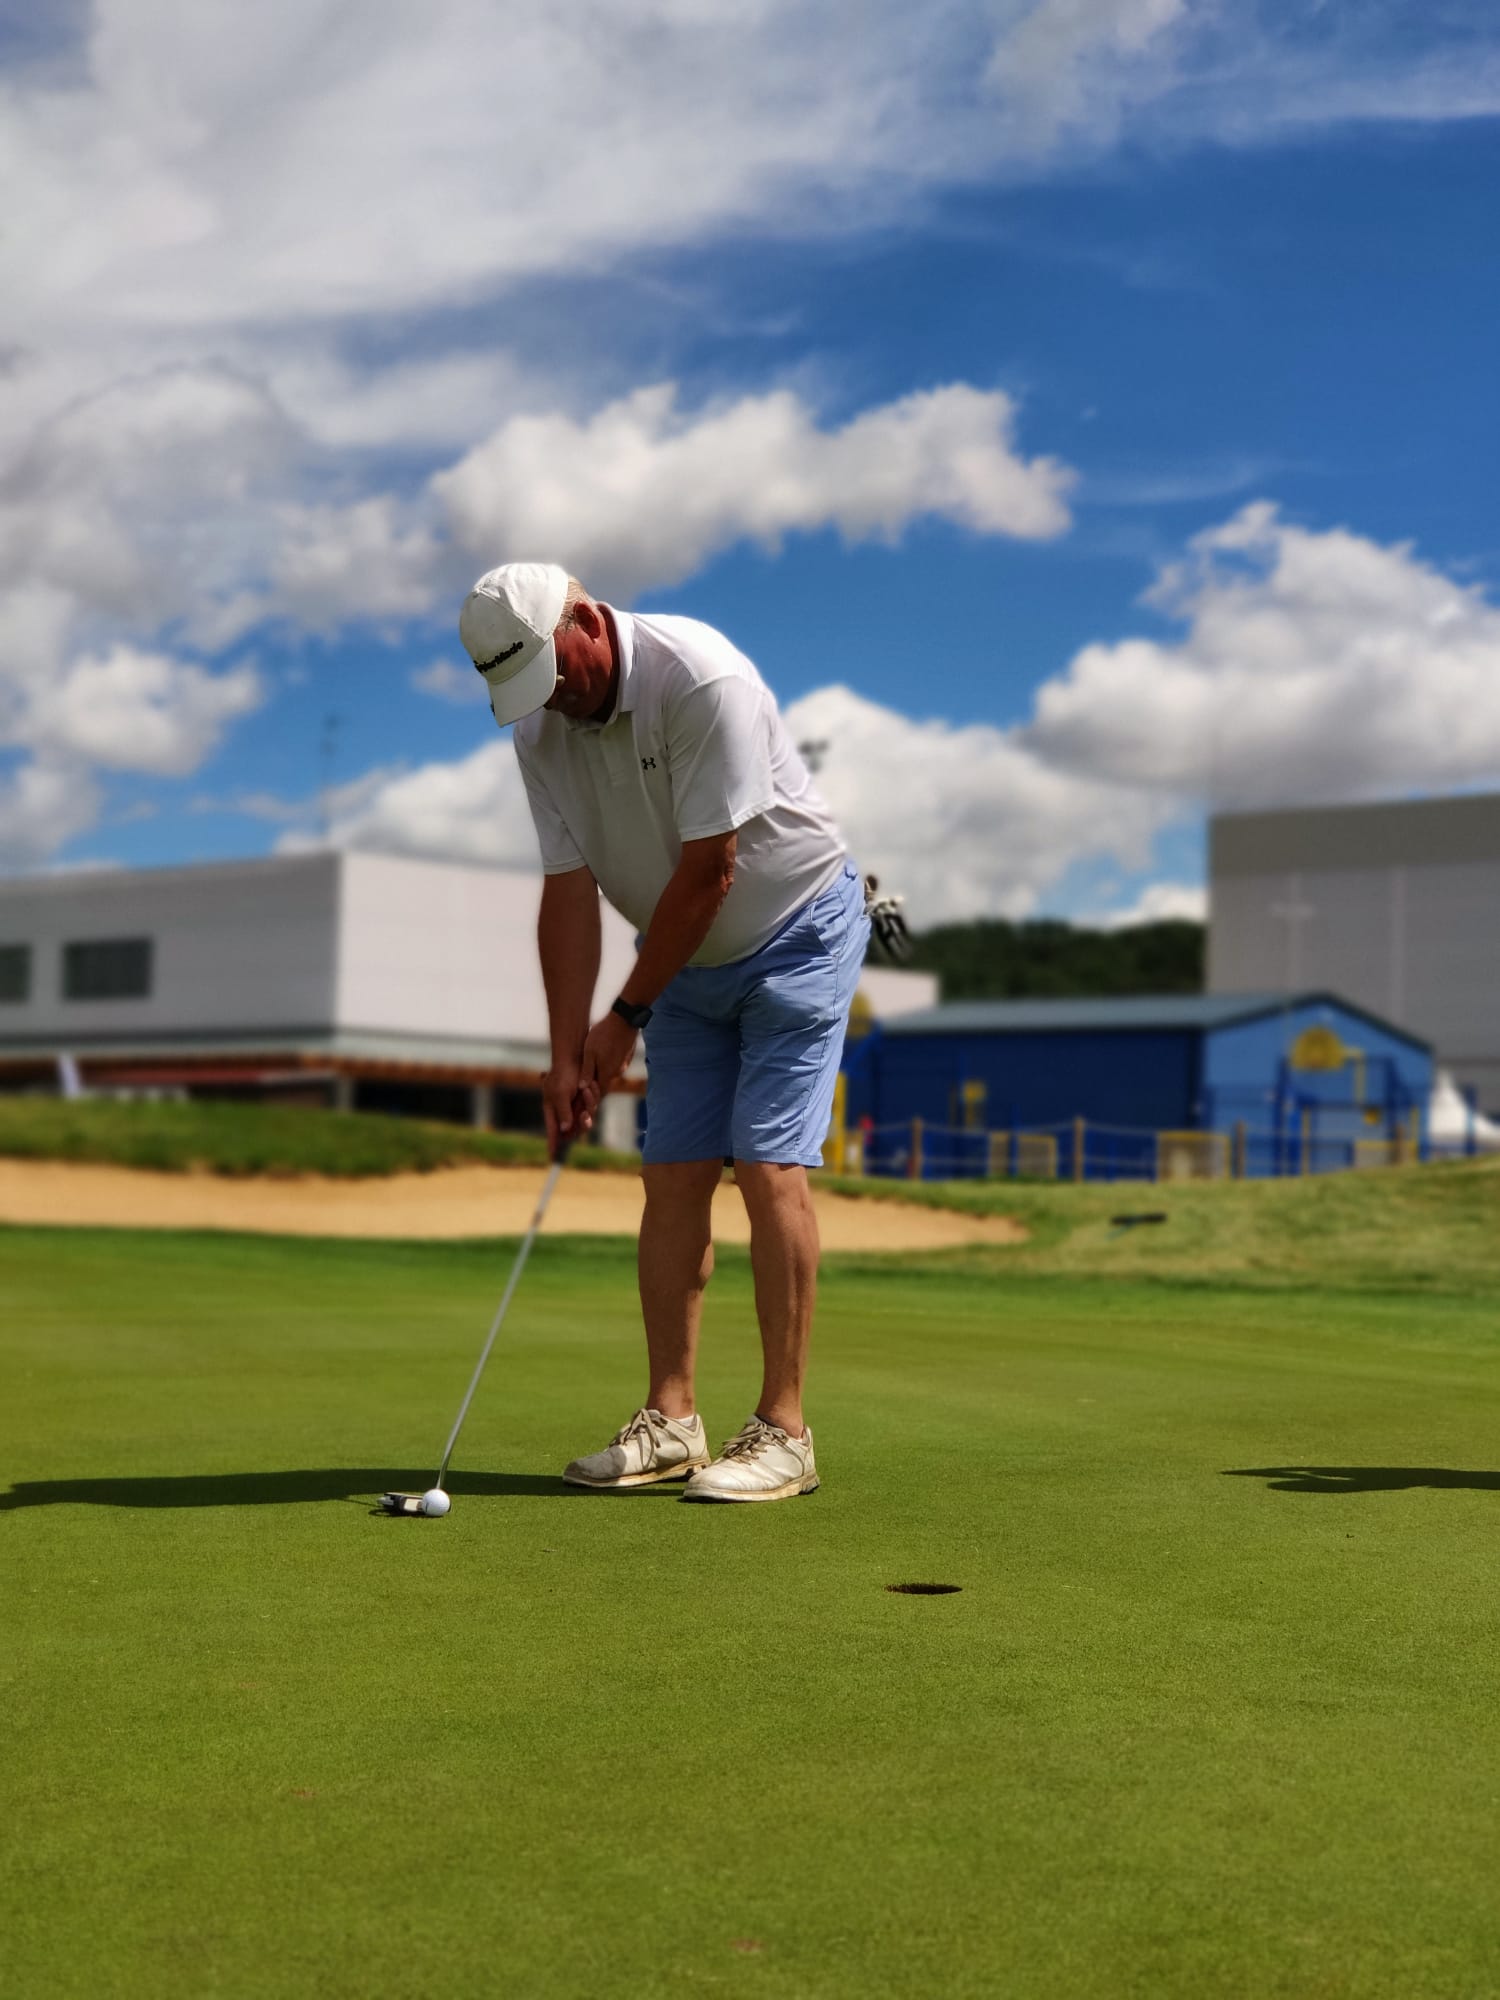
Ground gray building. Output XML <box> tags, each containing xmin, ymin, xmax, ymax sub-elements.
<box><xmin>0</xmin><ymin>851</ymin><xmax>645</xmax><ymax>1141</ymax></box>
<box><xmin>1209</xmin><ymin>793</ymin><xmax>1500</xmax><ymax>1110</ymax></box>
<box><xmin>0</xmin><ymin>851</ymin><xmax>935</xmax><ymax>1142</ymax></box>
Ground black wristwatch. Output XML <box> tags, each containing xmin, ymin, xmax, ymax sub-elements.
<box><xmin>611</xmin><ymin>995</ymin><xmax>653</xmax><ymax>1030</ymax></box>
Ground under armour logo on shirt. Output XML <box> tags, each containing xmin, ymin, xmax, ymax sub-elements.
<box><xmin>641</xmin><ymin>756</ymin><xmax>657</xmax><ymax>771</ymax></box>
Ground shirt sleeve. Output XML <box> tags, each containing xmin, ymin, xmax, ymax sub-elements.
<box><xmin>666</xmin><ymin>674</ymin><xmax>775</xmax><ymax>841</ymax></box>
<box><xmin>513</xmin><ymin>734</ymin><xmax>587</xmax><ymax>876</ymax></box>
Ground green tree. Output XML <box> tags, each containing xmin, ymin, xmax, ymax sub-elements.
<box><xmin>901</xmin><ymin>919</ymin><xmax>1204</xmax><ymax>1001</ymax></box>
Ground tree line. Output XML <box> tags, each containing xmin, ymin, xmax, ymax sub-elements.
<box><xmin>899</xmin><ymin>918</ymin><xmax>1205</xmax><ymax>1001</ymax></box>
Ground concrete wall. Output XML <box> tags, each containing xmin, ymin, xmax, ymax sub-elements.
<box><xmin>0</xmin><ymin>853</ymin><xmax>646</xmax><ymax>1055</ymax></box>
<box><xmin>0</xmin><ymin>855</ymin><xmax>340</xmax><ymax>1045</ymax></box>
<box><xmin>334</xmin><ymin>853</ymin><xmax>639</xmax><ymax>1043</ymax></box>
<box><xmin>857</xmin><ymin>965</ymin><xmax>938</xmax><ymax>1020</ymax></box>
<box><xmin>0</xmin><ymin>849</ymin><xmax>923</xmax><ymax>1063</ymax></box>
<box><xmin>1210</xmin><ymin>800</ymin><xmax>1500</xmax><ymax>1109</ymax></box>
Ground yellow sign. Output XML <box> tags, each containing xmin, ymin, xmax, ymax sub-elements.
<box><xmin>844</xmin><ymin>988</ymin><xmax>875</xmax><ymax>1041</ymax></box>
<box><xmin>822</xmin><ymin>1072</ymin><xmax>848</xmax><ymax>1172</ymax></box>
<box><xmin>1290</xmin><ymin>1025</ymin><xmax>1347</xmax><ymax>1072</ymax></box>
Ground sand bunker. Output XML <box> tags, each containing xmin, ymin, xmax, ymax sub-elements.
<box><xmin>0</xmin><ymin>1158</ymin><xmax>1022</xmax><ymax>1253</ymax></box>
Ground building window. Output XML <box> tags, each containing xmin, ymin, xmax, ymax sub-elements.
<box><xmin>62</xmin><ymin>937</ymin><xmax>154</xmax><ymax>1002</ymax></box>
<box><xmin>0</xmin><ymin>943</ymin><xmax>30</xmax><ymax>1004</ymax></box>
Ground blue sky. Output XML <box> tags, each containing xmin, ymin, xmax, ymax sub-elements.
<box><xmin>4</xmin><ymin>2</ymin><xmax>1500</xmax><ymax>925</ymax></box>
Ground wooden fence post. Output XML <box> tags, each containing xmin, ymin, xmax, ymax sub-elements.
<box><xmin>909</xmin><ymin>1117</ymin><xmax>923</xmax><ymax>1180</ymax></box>
<box><xmin>1073</xmin><ymin>1116</ymin><xmax>1086</xmax><ymax>1183</ymax></box>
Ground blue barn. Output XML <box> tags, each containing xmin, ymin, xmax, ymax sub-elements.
<box><xmin>844</xmin><ymin>992</ymin><xmax>1433</xmax><ymax>1180</ymax></box>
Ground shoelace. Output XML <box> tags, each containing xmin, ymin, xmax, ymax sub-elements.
<box><xmin>612</xmin><ymin>1408</ymin><xmax>667</xmax><ymax>1453</ymax></box>
<box><xmin>719</xmin><ymin>1420</ymin><xmax>783</xmax><ymax>1461</ymax></box>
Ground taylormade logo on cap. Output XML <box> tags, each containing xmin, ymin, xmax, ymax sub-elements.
<box><xmin>459</xmin><ymin>562</ymin><xmax>570</xmax><ymax>728</ymax></box>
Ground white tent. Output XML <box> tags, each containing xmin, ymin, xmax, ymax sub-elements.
<box><xmin>1426</xmin><ymin>1070</ymin><xmax>1500</xmax><ymax>1153</ymax></box>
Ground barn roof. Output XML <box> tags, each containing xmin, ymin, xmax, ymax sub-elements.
<box><xmin>880</xmin><ymin>991</ymin><xmax>1431</xmax><ymax>1049</ymax></box>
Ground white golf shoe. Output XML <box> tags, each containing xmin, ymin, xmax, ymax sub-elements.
<box><xmin>563</xmin><ymin>1407</ymin><xmax>710</xmax><ymax>1490</ymax></box>
<box><xmin>682</xmin><ymin>1415</ymin><xmax>819</xmax><ymax>1503</ymax></box>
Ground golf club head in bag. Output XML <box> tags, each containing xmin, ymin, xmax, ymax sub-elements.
<box><xmin>863</xmin><ymin>874</ymin><xmax>912</xmax><ymax>962</ymax></box>
<box><xmin>379</xmin><ymin>1133</ymin><xmax>574</xmax><ymax>1520</ymax></box>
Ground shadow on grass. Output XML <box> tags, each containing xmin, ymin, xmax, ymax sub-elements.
<box><xmin>0</xmin><ymin>1467</ymin><xmax>637</xmax><ymax>1510</ymax></box>
<box><xmin>1225</xmin><ymin>1466</ymin><xmax>1500</xmax><ymax>1496</ymax></box>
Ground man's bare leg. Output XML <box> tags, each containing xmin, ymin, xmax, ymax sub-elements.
<box><xmin>638</xmin><ymin>1159</ymin><xmax>722</xmax><ymax>1418</ymax></box>
<box><xmin>733</xmin><ymin>1160</ymin><xmax>819</xmax><ymax>1437</ymax></box>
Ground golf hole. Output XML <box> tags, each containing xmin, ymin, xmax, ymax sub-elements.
<box><xmin>886</xmin><ymin>1582</ymin><xmax>963</xmax><ymax>1596</ymax></box>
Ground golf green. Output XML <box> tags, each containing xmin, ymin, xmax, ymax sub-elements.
<box><xmin>3</xmin><ymin>1225</ymin><xmax>1499</xmax><ymax>1998</ymax></box>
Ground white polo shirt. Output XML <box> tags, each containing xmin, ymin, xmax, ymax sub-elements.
<box><xmin>513</xmin><ymin>608</ymin><xmax>847</xmax><ymax>967</ymax></box>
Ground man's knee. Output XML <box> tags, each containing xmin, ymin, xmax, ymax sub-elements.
<box><xmin>643</xmin><ymin>1157</ymin><xmax>724</xmax><ymax>1217</ymax></box>
<box><xmin>733</xmin><ymin>1159</ymin><xmax>814</xmax><ymax>1217</ymax></box>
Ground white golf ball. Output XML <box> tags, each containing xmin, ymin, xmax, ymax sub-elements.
<box><xmin>420</xmin><ymin>1488</ymin><xmax>451</xmax><ymax>1518</ymax></box>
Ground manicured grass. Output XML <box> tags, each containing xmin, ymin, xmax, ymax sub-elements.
<box><xmin>3</xmin><ymin>1227</ymin><xmax>1499</xmax><ymax>1997</ymax></box>
<box><xmin>0</xmin><ymin>1096</ymin><xmax>638</xmax><ymax>1178</ymax></box>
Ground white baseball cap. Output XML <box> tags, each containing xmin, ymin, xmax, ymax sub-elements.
<box><xmin>459</xmin><ymin>561</ymin><xmax>569</xmax><ymax>726</ymax></box>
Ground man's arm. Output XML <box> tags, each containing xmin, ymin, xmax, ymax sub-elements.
<box><xmin>622</xmin><ymin>830</ymin><xmax>736</xmax><ymax>1009</ymax></box>
<box><xmin>578</xmin><ymin>830</ymin><xmax>736</xmax><ymax>1099</ymax></box>
<box><xmin>538</xmin><ymin>865</ymin><xmax>602</xmax><ymax>1146</ymax></box>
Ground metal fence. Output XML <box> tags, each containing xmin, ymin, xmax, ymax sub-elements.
<box><xmin>841</xmin><ymin>1113</ymin><xmax>1434</xmax><ymax>1183</ymax></box>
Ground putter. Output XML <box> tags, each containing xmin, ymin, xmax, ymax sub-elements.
<box><xmin>380</xmin><ymin>1134</ymin><xmax>573</xmax><ymax>1517</ymax></box>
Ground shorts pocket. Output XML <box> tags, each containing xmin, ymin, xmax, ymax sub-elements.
<box><xmin>805</xmin><ymin>875</ymin><xmax>859</xmax><ymax>957</ymax></box>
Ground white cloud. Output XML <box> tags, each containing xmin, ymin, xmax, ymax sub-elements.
<box><xmin>987</xmin><ymin>0</ymin><xmax>1189</xmax><ymax>143</ymax></box>
<box><xmin>228</xmin><ymin>377</ymin><xmax>1076</xmax><ymax>627</ymax></box>
<box><xmin>277</xmin><ymin>740</ymin><xmax>541</xmax><ymax>867</ymax></box>
<box><xmin>0</xmin><ymin>2</ymin><xmax>1169</xmax><ymax>355</ymax></box>
<box><xmin>1077</xmin><ymin>880</ymin><xmax>1208</xmax><ymax>928</ymax></box>
<box><xmin>1022</xmin><ymin>504</ymin><xmax>1500</xmax><ymax>809</ymax></box>
<box><xmin>437</xmin><ymin>382</ymin><xmax>1073</xmax><ymax>598</ymax></box>
<box><xmin>24</xmin><ymin>646</ymin><xmax>262</xmax><ymax>776</ymax></box>
<box><xmin>271</xmin><ymin>496</ymin><xmax>443</xmax><ymax>632</ymax></box>
<box><xmin>411</xmin><ymin>656</ymin><xmax>486</xmax><ymax>705</ymax></box>
<box><xmin>0</xmin><ymin>363</ymin><xmax>297</xmax><ymax>630</ymax></box>
<box><xmin>253</xmin><ymin>491</ymin><xmax>1500</xmax><ymax>922</ymax></box>
<box><xmin>785</xmin><ymin>684</ymin><xmax>1171</xmax><ymax>924</ymax></box>
<box><xmin>6</xmin><ymin>2</ymin><xmax>1492</xmax><ymax>365</ymax></box>
<box><xmin>268</xmin><ymin>348</ymin><xmax>531</xmax><ymax>454</ymax></box>
<box><xmin>0</xmin><ymin>351</ymin><xmax>1076</xmax><ymax>858</ymax></box>
<box><xmin>3</xmin><ymin>0</ymin><xmax>1496</xmax><ymax>872</ymax></box>
<box><xmin>269</xmin><ymin>678</ymin><xmax>1164</xmax><ymax>921</ymax></box>
<box><xmin>0</xmin><ymin>366</ymin><xmax>275</xmax><ymax>851</ymax></box>
<box><xmin>0</xmin><ymin>761</ymin><xmax>103</xmax><ymax>870</ymax></box>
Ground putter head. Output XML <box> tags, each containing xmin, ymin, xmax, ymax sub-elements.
<box><xmin>378</xmin><ymin>1491</ymin><xmax>426</xmax><ymax>1517</ymax></box>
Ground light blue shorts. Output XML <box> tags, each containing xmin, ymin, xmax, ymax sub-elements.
<box><xmin>641</xmin><ymin>863</ymin><xmax>870</xmax><ymax>1168</ymax></box>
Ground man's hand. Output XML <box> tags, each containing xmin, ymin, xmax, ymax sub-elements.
<box><xmin>579</xmin><ymin>1010</ymin><xmax>638</xmax><ymax>1100</ymax></box>
<box><xmin>542</xmin><ymin>1053</ymin><xmax>598</xmax><ymax>1155</ymax></box>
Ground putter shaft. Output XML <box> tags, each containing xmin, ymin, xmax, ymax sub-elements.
<box><xmin>433</xmin><ymin>1153</ymin><xmax>567</xmax><ymax>1486</ymax></box>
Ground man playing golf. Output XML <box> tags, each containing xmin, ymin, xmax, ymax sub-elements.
<box><xmin>460</xmin><ymin>561</ymin><xmax>869</xmax><ymax>1503</ymax></box>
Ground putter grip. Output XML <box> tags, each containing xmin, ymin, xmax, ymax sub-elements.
<box><xmin>553</xmin><ymin>1132</ymin><xmax>575</xmax><ymax>1166</ymax></box>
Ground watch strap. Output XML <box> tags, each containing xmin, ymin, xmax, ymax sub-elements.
<box><xmin>611</xmin><ymin>996</ymin><xmax>653</xmax><ymax>1030</ymax></box>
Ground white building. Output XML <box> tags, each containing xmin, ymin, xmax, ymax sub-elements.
<box><xmin>1209</xmin><ymin>793</ymin><xmax>1500</xmax><ymax>1111</ymax></box>
<box><xmin>0</xmin><ymin>852</ymin><xmax>936</xmax><ymax>1145</ymax></box>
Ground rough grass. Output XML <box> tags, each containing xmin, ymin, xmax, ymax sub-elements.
<box><xmin>0</xmin><ymin>1096</ymin><xmax>637</xmax><ymax>1178</ymax></box>
<box><xmin>824</xmin><ymin>1154</ymin><xmax>1500</xmax><ymax>1295</ymax></box>
<box><xmin>2</xmin><ymin>1228</ymin><xmax>1498</xmax><ymax>1999</ymax></box>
